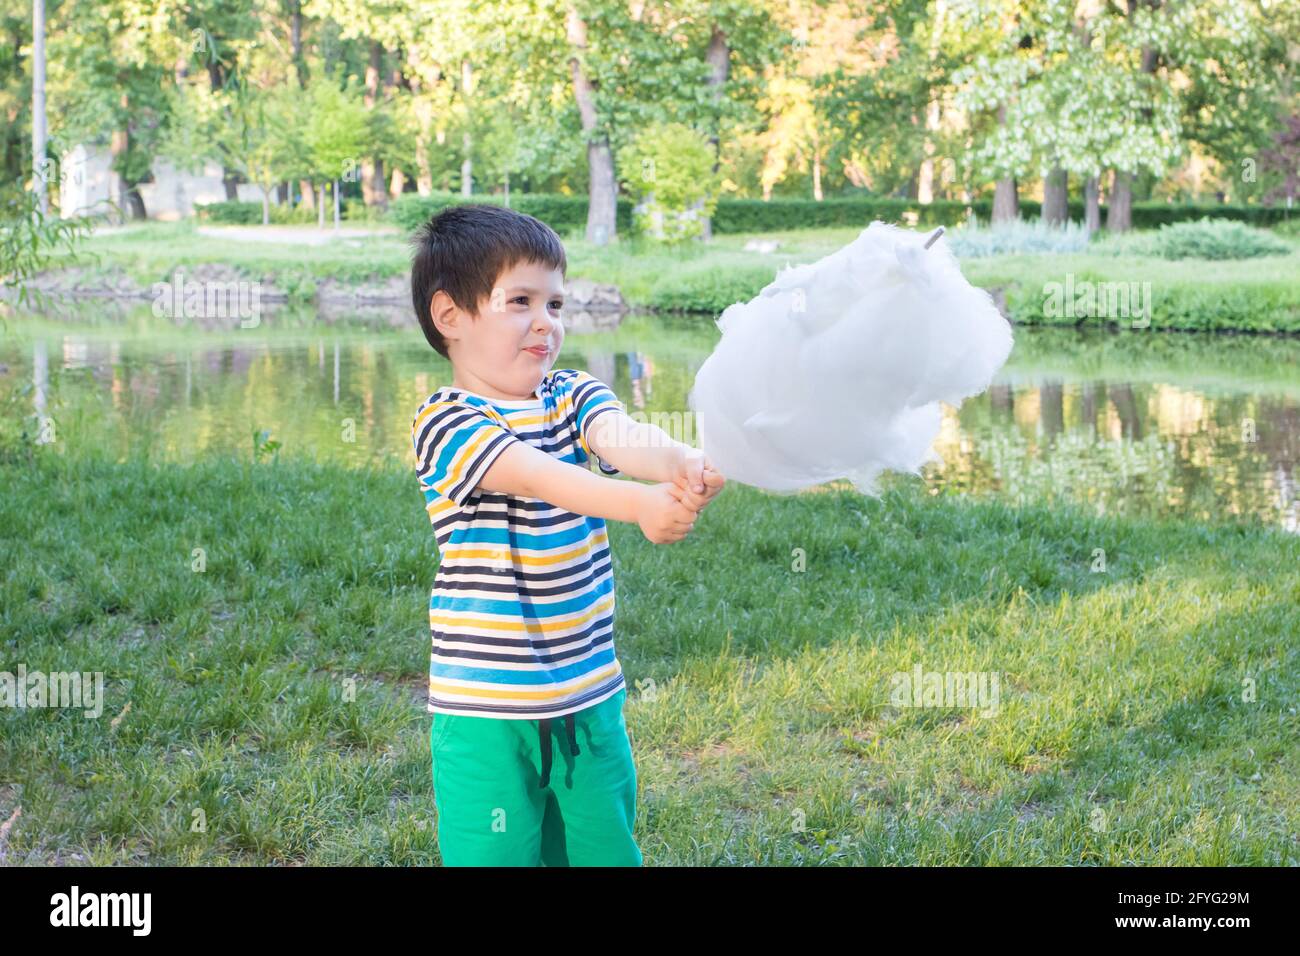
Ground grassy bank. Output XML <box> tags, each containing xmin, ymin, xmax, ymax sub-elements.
<box><xmin>1</xmin><ymin>450</ymin><xmax>1295</xmax><ymax>864</ymax></box>
<box><xmin>32</xmin><ymin>221</ymin><xmax>1300</xmax><ymax>332</ymax></box>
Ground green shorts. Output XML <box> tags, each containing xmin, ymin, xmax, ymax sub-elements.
<box><xmin>429</xmin><ymin>687</ymin><xmax>642</xmax><ymax>866</ymax></box>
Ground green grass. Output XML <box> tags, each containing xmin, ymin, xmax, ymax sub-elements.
<box><xmin>2</xmin><ymin>449</ymin><xmax>1295</xmax><ymax>865</ymax></box>
<box><xmin>39</xmin><ymin>221</ymin><xmax>1300</xmax><ymax>333</ymax></box>
<box><xmin>45</xmin><ymin>220</ymin><xmax>412</xmax><ymax>294</ymax></box>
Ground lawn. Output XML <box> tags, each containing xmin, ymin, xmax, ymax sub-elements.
<box><xmin>2</xmin><ymin>448</ymin><xmax>1295</xmax><ymax>864</ymax></box>
<box><xmin>35</xmin><ymin>220</ymin><xmax>1300</xmax><ymax>333</ymax></box>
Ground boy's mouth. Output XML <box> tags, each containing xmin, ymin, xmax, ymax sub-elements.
<box><xmin>524</xmin><ymin>345</ymin><xmax>550</xmax><ymax>358</ymax></box>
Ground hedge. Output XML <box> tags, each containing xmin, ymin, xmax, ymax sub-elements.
<box><xmin>195</xmin><ymin>199</ymin><xmax>368</xmax><ymax>225</ymax></box>
<box><xmin>388</xmin><ymin>192</ymin><xmax>1293</xmax><ymax>235</ymax></box>
<box><xmin>388</xmin><ymin>193</ymin><xmax>637</xmax><ymax>235</ymax></box>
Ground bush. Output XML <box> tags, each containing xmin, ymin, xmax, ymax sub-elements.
<box><xmin>1000</xmin><ymin>274</ymin><xmax>1300</xmax><ymax>333</ymax></box>
<box><xmin>946</xmin><ymin>217</ymin><xmax>1094</xmax><ymax>258</ymax></box>
<box><xmin>1096</xmin><ymin>217</ymin><xmax>1293</xmax><ymax>260</ymax></box>
<box><xmin>616</xmin><ymin>122</ymin><xmax>720</xmax><ymax>244</ymax></box>
<box><xmin>1268</xmin><ymin>217</ymin><xmax>1300</xmax><ymax>238</ymax></box>
<box><xmin>195</xmin><ymin>200</ymin><xmax>316</xmax><ymax>225</ymax></box>
<box><xmin>644</xmin><ymin>264</ymin><xmax>777</xmax><ymax>313</ymax></box>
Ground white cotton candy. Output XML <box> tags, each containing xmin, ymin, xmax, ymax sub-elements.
<box><xmin>688</xmin><ymin>220</ymin><xmax>1013</xmax><ymax>495</ymax></box>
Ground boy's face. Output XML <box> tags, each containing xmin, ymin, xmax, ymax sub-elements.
<box><xmin>433</xmin><ymin>259</ymin><xmax>566</xmax><ymax>400</ymax></box>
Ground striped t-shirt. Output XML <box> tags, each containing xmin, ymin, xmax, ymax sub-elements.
<box><xmin>411</xmin><ymin>368</ymin><xmax>628</xmax><ymax>720</ymax></box>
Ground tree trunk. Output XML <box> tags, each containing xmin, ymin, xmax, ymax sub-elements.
<box><xmin>991</xmin><ymin>104</ymin><xmax>1018</xmax><ymax>223</ymax></box>
<box><xmin>460</xmin><ymin>59</ymin><xmax>474</xmax><ymax>197</ymax></box>
<box><xmin>300</xmin><ymin>180</ymin><xmax>315</xmax><ymax>210</ymax></box>
<box><xmin>333</xmin><ymin>179</ymin><xmax>341</xmax><ymax>228</ymax></box>
<box><xmin>701</xmin><ymin>24</ymin><xmax>729</xmax><ymax>241</ymax></box>
<box><xmin>411</xmin><ymin>69</ymin><xmax>436</xmax><ymax>196</ymax></box>
<box><xmin>1107</xmin><ymin>170</ymin><xmax>1133</xmax><ymax>232</ymax></box>
<box><xmin>1084</xmin><ymin>175</ymin><xmax>1101</xmax><ymax>233</ymax></box>
<box><xmin>1042</xmin><ymin>167</ymin><xmax>1068</xmax><ymax>225</ymax></box>
<box><xmin>109</xmin><ymin>94</ymin><xmax>145</xmax><ymax>222</ymax></box>
<box><xmin>811</xmin><ymin>128</ymin><xmax>823</xmax><ymax>201</ymax></box>
<box><xmin>916</xmin><ymin>94</ymin><xmax>942</xmax><ymax>204</ymax></box>
<box><xmin>916</xmin><ymin>1</ymin><xmax>948</xmax><ymax>205</ymax></box>
<box><xmin>318</xmin><ymin>184</ymin><xmax>325</xmax><ymax>228</ymax></box>
<box><xmin>361</xmin><ymin>42</ymin><xmax>387</xmax><ymax>210</ymax></box>
<box><xmin>290</xmin><ymin>2</ymin><xmax>307</xmax><ymax>87</ymax></box>
<box><xmin>568</xmin><ymin>5</ymin><xmax>616</xmax><ymax>245</ymax></box>
<box><xmin>993</xmin><ymin>177</ymin><xmax>1018</xmax><ymax>223</ymax></box>
<box><xmin>1107</xmin><ymin>3</ymin><xmax>1160</xmax><ymax>234</ymax></box>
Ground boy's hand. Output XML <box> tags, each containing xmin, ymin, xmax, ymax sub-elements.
<box><xmin>673</xmin><ymin>464</ymin><xmax>726</xmax><ymax>512</ymax></box>
<box><xmin>669</xmin><ymin>446</ymin><xmax>709</xmax><ymax>496</ymax></box>
<box><xmin>635</xmin><ymin>482</ymin><xmax>699</xmax><ymax>545</ymax></box>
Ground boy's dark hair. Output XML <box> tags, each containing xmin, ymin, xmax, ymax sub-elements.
<box><xmin>410</xmin><ymin>203</ymin><xmax>568</xmax><ymax>358</ymax></box>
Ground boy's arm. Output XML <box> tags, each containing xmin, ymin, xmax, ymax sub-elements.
<box><xmin>477</xmin><ymin>437</ymin><xmax>650</xmax><ymax>524</ymax></box>
<box><xmin>585</xmin><ymin>409</ymin><xmax>698</xmax><ymax>485</ymax></box>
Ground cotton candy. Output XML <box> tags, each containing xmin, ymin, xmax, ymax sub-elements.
<box><xmin>687</xmin><ymin>221</ymin><xmax>1013</xmax><ymax>495</ymax></box>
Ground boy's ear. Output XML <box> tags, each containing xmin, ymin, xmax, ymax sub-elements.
<box><xmin>430</xmin><ymin>289</ymin><xmax>464</xmax><ymax>340</ymax></box>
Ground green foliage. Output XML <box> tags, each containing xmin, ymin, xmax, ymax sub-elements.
<box><xmin>947</xmin><ymin>218</ymin><xmax>1094</xmax><ymax>258</ymax></box>
<box><xmin>1103</xmin><ymin>218</ymin><xmax>1295</xmax><ymax>261</ymax></box>
<box><xmin>1001</xmin><ymin>274</ymin><xmax>1300</xmax><ymax>333</ymax></box>
<box><xmin>303</xmin><ymin>74</ymin><xmax>372</xmax><ymax>184</ymax></box>
<box><xmin>195</xmin><ymin>201</ymin><xmax>317</xmax><ymax>225</ymax></box>
<box><xmin>644</xmin><ymin>262</ymin><xmax>778</xmax><ymax>313</ymax></box>
<box><xmin>0</xmin><ymin>190</ymin><xmax>96</xmax><ymax>317</ymax></box>
<box><xmin>616</xmin><ymin>122</ymin><xmax>721</xmax><ymax>244</ymax></box>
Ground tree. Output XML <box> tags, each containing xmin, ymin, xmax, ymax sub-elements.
<box><xmin>303</xmin><ymin>74</ymin><xmax>371</xmax><ymax>228</ymax></box>
<box><xmin>617</xmin><ymin>121</ymin><xmax>721</xmax><ymax>243</ymax></box>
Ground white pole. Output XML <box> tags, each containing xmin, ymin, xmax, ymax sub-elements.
<box><xmin>32</xmin><ymin>0</ymin><xmax>48</xmax><ymax>216</ymax></box>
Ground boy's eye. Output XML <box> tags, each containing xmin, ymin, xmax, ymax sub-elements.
<box><xmin>510</xmin><ymin>296</ymin><xmax>563</xmax><ymax>311</ymax></box>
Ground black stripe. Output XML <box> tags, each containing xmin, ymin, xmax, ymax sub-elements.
<box><xmin>432</xmin><ymin>566</ymin><xmax>613</xmax><ymax>599</ymax></box>
<box><xmin>431</xmin><ymin>613</ymin><xmax>615</xmax><ymax>657</ymax></box>
<box><xmin>432</xmin><ymin>501</ymin><xmax>595</xmax><ymax>532</ymax></box>
<box><xmin>433</xmin><ymin>542</ymin><xmax>613</xmax><ymax>584</ymax></box>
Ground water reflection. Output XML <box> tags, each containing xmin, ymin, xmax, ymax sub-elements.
<box><xmin>2</xmin><ymin>324</ymin><xmax>1296</xmax><ymax>533</ymax></box>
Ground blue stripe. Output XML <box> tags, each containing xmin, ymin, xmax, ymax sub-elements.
<box><xmin>444</xmin><ymin>521</ymin><xmax>599</xmax><ymax>549</ymax></box>
<box><xmin>431</xmin><ymin>575</ymin><xmax>613</xmax><ymax>616</ymax></box>
<box><xmin>430</xmin><ymin>646</ymin><xmax>617</xmax><ymax>685</ymax></box>
<box><xmin>576</xmin><ymin>392</ymin><xmax>616</xmax><ymax>430</ymax></box>
<box><xmin>424</xmin><ymin>413</ymin><xmax>497</xmax><ymax>487</ymax></box>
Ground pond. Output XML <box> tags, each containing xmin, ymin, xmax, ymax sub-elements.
<box><xmin>3</xmin><ymin>307</ymin><xmax>1297</xmax><ymax>533</ymax></box>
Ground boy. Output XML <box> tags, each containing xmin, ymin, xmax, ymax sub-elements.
<box><xmin>408</xmin><ymin>203</ymin><xmax>725</xmax><ymax>866</ymax></box>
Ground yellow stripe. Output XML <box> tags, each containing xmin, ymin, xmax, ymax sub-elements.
<box><xmin>429</xmin><ymin>662</ymin><xmax>622</xmax><ymax>701</ymax></box>
<box><xmin>430</xmin><ymin>595</ymin><xmax>614</xmax><ymax>634</ymax></box>
<box><xmin>439</xmin><ymin>530</ymin><xmax>608</xmax><ymax>567</ymax></box>
<box><xmin>426</xmin><ymin>497</ymin><xmax>456</xmax><ymax>520</ymax></box>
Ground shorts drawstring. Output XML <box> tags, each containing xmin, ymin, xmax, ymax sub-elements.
<box><xmin>538</xmin><ymin>713</ymin><xmax>580</xmax><ymax>788</ymax></box>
